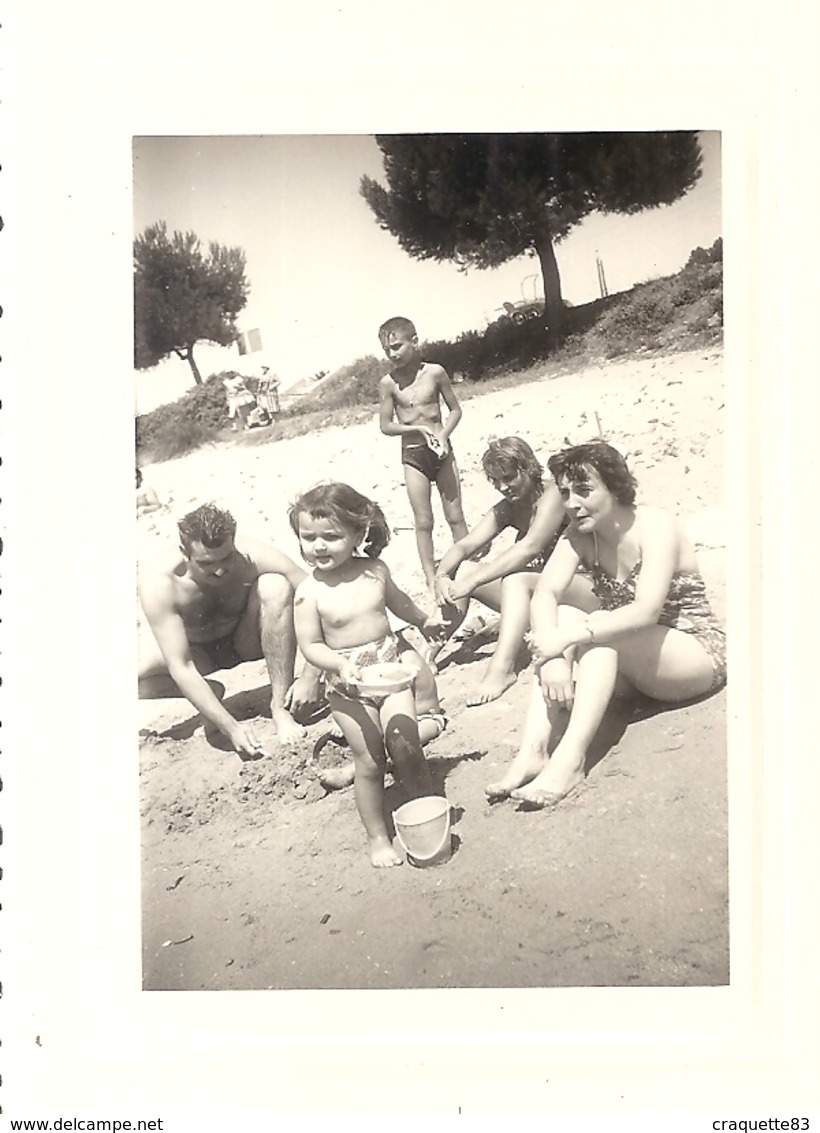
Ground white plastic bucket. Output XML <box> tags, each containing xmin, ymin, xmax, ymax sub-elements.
<box><xmin>393</xmin><ymin>795</ymin><xmax>452</xmax><ymax>867</ymax></box>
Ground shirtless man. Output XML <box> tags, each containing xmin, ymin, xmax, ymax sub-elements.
<box><xmin>138</xmin><ymin>502</ymin><xmax>321</xmax><ymax>757</ymax></box>
<box><xmin>378</xmin><ymin>316</ymin><xmax>468</xmax><ymax>596</ymax></box>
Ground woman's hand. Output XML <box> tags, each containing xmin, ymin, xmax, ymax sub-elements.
<box><xmin>529</xmin><ymin>627</ymin><xmax>570</xmax><ymax>667</ymax></box>
<box><xmin>539</xmin><ymin>658</ymin><xmax>575</xmax><ymax>709</ymax></box>
<box><xmin>435</xmin><ymin>573</ymin><xmax>457</xmax><ymax>606</ymax></box>
<box><xmin>447</xmin><ymin>576</ymin><xmax>473</xmax><ymax>603</ymax></box>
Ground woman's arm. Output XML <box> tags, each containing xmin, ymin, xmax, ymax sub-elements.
<box><xmin>436</xmin><ymin>504</ymin><xmax>504</xmax><ymax>584</ymax></box>
<box><xmin>528</xmin><ymin>536</ymin><xmax>584</xmax><ymax>662</ymax></box>
<box><xmin>458</xmin><ymin>486</ymin><xmax>567</xmax><ymax>595</ymax></box>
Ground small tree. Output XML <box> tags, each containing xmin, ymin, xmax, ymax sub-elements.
<box><xmin>361</xmin><ymin>133</ymin><xmax>703</xmax><ymax>337</ymax></box>
<box><xmin>134</xmin><ymin>221</ymin><xmax>249</xmax><ymax>385</ymax></box>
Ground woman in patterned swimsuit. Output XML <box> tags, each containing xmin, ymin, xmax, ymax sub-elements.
<box><xmin>432</xmin><ymin>437</ymin><xmax>595</xmax><ymax>706</ymax></box>
<box><xmin>486</xmin><ymin>442</ymin><xmax>727</xmax><ymax>808</ymax></box>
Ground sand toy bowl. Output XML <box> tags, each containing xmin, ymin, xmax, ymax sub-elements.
<box><xmin>351</xmin><ymin>662</ymin><xmax>414</xmax><ymax>698</ymax></box>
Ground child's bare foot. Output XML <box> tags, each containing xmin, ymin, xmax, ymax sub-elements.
<box><xmin>484</xmin><ymin>747</ymin><xmax>548</xmax><ymax>801</ymax></box>
<box><xmin>271</xmin><ymin>706</ymin><xmax>306</xmax><ymax>745</ymax></box>
<box><xmin>318</xmin><ymin>761</ymin><xmax>356</xmax><ymax>791</ymax></box>
<box><xmin>467</xmin><ymin>670</ymin><xmax>517</xmax><ymax>707</ymax></box>
<box><xmin>368</xmin><ymin>835</ymin><xmax>403</xmax><ymax>868</ymax></box>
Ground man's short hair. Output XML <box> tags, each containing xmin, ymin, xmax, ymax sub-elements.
<box><xmin>178</xmin><ymin>502</ymin><xmax>237</xmax><ymax>554</ymax></box>
<box><xmin>378</xmin><ymin>316</ymin><xmax>417</xmax><ymax>347</ymax></box>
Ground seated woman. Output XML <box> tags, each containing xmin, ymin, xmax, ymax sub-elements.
<box><xmin>486</xmin><ymin>442</ymin><xmax>727</xmax><ymax>807</ymax></box>
<box><xmin>136</xmin><ymin>467</ymin><xmax>162</xmax><ymax>516</ymax></box>
<box><xmin>433</xmin><ymin>436</ymin><xmax>594</xmax><ymax>706</ymax></box>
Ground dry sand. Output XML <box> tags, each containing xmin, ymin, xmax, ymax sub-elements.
<box><xmin>138</xmin><ymin>346</ymin><xmax>727</xmax><ymax>990</ymax></box>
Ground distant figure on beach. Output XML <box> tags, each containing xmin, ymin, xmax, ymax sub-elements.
<box><xmin>433</xmin><ymin>437</ymin><xmax>595</xmax><ymax>704</ymax></box>
<box><xmin>378</xmin><ymin>316</ymin><xmax>469</xmax><ymax>597</ymax></box>
<box><xmin>486</xmin><ymin>443</ymin><xmax>727</xmax><ymax>808</ymax></box>
<box><xmin>136</xmin><ymin>467</ymin><xmax>162</xmax><ymax>516</ymax></box>
<box><xmin>258</xmin><ymin>366</ymin><xmax>281</xmax><ymax>416</ymax></box>
<box><xmin>289</xmin><ymin>482</ymin><xmax>445</xmax><ymax>868</ymax></box>
<box><xmin>138</xmin><ymin>502</ymin><xmax>322</xmax><ymax>757</ymax></box>
<box><xmin>223</xmin><ymin>372</ymin><xmax>256</xmax><ymax>431</ymax></box>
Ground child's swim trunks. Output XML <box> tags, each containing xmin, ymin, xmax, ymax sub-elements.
<box><xmin>401</xmin><ymin>433</ymin><xmax>451</xmax><ymax>482</ymax></box>
<box><xmin>325</xmin><ymin>633</ymin><xmax>405</xmax><ymax>706</ymax></box>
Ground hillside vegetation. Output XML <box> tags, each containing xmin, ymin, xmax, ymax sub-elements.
<box><xmin>136</xmin><ymin>239</ymin><xmax>722</xmax><ymax>465</ymax></box>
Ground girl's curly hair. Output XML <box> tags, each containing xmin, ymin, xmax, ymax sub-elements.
<box><xmin>288</xmin><ymin>482</ymin><xmax>391</xmax><ymax>558</ymax></box>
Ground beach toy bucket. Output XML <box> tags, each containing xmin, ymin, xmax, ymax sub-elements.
<box><xmin>393</xmin><ymin>795</ymin><xmax>452</xmax><ymax>867</ymax></box>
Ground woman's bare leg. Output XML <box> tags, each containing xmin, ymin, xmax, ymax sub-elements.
<box><xmin>468</xmin><ymin>573</ymin><xmax>538</xmax><ymax>706</ymax></box>
<box><xmin>485</xmin><ymin>674</ymin><xmax>561</xmax><ymax>798</ymax></box>
<box><xmin>327</xmin><ymin>693</ymin><xmax>402</xmax><ymax>868</ymax></box>
<box><xmin>512</xmin><ymin>642</ymin><xmax>618</xmax><ymax>804</ymax></box>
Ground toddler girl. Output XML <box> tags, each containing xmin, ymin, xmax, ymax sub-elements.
<box><xmin>289</xmin><ymin>483</ymin><xmax>444</xmax><ymax>867</ymax></box>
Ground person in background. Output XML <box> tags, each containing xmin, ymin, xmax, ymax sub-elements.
<box><xmin>378</xmin><ymin>315</ymin><xmax>468</xmax><ymax>597</ymax></box>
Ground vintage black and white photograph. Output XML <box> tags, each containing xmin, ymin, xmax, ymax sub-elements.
<box><xmin>134</xmin><ymin>132</ymin><xmax>729</xmax><ymax>992</ymax></box>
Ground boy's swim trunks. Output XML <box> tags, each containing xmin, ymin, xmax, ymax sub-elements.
<box><xmin>401</xmin><ymin>434</ymin><xmax>451</xmax><ymax>482</ymax></box>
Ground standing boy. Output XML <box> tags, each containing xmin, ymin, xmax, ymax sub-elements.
<box><xmin>378</xmin><ymin>316</ymin><xmax>468</xmax><ymax>596</ymax></box>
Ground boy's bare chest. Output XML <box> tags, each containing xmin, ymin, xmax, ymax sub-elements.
<box><xmin>392</xmin><ymin>367</ymin><xmax>438</xmax><ymax>409</ymax></box>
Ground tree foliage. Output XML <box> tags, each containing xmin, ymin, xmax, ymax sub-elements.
<box><xmin>361</xmin><ymin>133</ymin><xmax>703</xmax><ymax>334</ymax></box>
<box><xmin>134</xmin><ymin>221</ymin><xmax>249</xmax><ymax>384</ymax></box>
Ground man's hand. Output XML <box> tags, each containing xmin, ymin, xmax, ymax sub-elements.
<box><xmin>226</xmin><ymin>721</ymin><xmax>268</xmax><ymax>759</ymax></box>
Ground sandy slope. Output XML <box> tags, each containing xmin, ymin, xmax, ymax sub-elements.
<box><xmin>138</xmin><ymin>347</ymin><xmax>727</xmax><ymax>990</ymax></box>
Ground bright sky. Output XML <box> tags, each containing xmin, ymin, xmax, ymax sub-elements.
<box><xmin>133</xmin><ymin>131</ymin><xmax>721</xmax><ymax>414</ymax></box>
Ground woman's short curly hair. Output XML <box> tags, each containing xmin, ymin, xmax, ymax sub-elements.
<box><xmin>547</xmin><ymin>442</ymin><xmax>637</xmax><ymax>505</ymax></box>
<box><xmin>481</xmin><ymin>436</ymin><xmax>543</xmax><ymax>492</ymax></box>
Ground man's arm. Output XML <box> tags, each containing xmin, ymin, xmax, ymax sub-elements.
<box><xmin>241</xmin><ymin>537</ymin><xmax>307</xmax><ymax>590</ymax></box>
<box><xmin>139</xmin><ymin>574</ymin><xmax>252</xmax><ymax>748</ymax></box>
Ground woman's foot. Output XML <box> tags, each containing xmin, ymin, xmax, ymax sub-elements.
<box><xmin>368</xmin><ymin>835</ymin><xmax>403</xmax><ymax>868</ymax></box>
<box><xmin>467</xmin><ymin>669</ymin><xmax>517</xmax><ymax>707</ymax></box>
<box><xmin>484</xmin><ymin>747</ymin><xmax>548</xmax><ymax>801</ymax></box>
<box><xmin>510</xmin><ymin>749</ymin><xmax>586</xmax><ymax>808</ymax></box>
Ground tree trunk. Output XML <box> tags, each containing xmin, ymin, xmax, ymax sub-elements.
<box><xmin>185</xmin><ymin>345</ymin><xmax>203</xmax><ymax>385</ymax></box>
<box><xmin>533</xmin><ymin>225</ymin><xmax>565</xmax><ymax>340</ymax></box>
